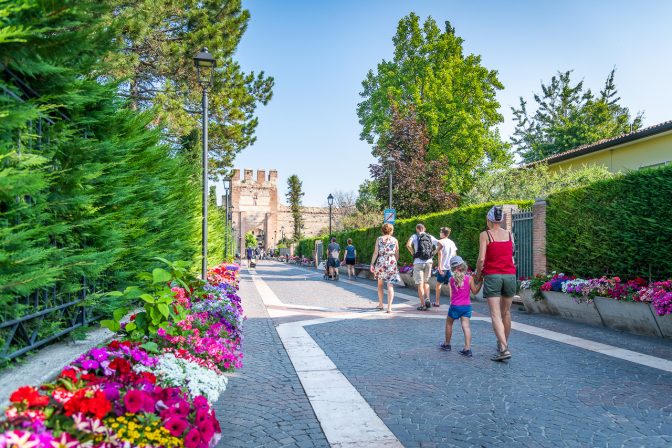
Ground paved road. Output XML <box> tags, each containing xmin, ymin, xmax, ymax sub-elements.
<box><xmin>215</xmin><ymin>261</ymin><xmax>672</xmax><ymax>448</ymax></box>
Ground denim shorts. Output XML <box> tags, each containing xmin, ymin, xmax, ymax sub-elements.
<box><xmin>436</xmin><ymin>270</ymin><xmax>452</xmax><ymax>284</ymax></box>
<box><xmin>448</xmin><ymin>305</ymin><xmax>472</xmax><ymax>320</ymax></box>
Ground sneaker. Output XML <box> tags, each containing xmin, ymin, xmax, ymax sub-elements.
<box><xmin>424</xmin><ymin>299</ymin><xmax>431</xmax><ymax>310</ymax></box>
<box><xmin>459</xmin><ymin>349</ymin><xmax>473</xmax><ymax>357</ymax></box>
<box><xmin>440</xmin><ymin>343</ymin><xmax>451</xmax><ymax>351</ymax></box>
<box><xmin>491</xmin><ymin>349</ymin><xmax>512</xmax><ymax>362</ymax></box>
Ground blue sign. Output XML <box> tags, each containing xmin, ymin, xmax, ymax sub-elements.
<box><xmin>384</xmin><ymin>208</ymin><xmax>396</xmax><ymax>224</ymax></box>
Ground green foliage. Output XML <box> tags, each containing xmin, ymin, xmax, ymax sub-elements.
<box><xmin>245</xmin><ymin>231</ymin><xmax>257</xmax><ymax>249</ymax></box>
<box><xmin>463</xmin><ymin>163</ymin><xmax>616</xmax><ymax>205</ymax></box>
<box><xmin>358</xmin><ymin>13</ymin><xmax>511</xmax><ymax>193</ymax></box>
<box><xmin>105</xmin><ymin>0</ymin><xmax>274</xmax><ymax>177</ymax></box>
<box><xmin>100</xmin><ymin>259</ymin><xmax>192</xmax><ymax>338</ymax></box>
<box><xmin>286</xmin><ymin>174</ymin><xmax>304</xmax><ymax>241</ymax></box>
<box><xmin>512</xmin><ymin>69</ymin><xmax>643</xmax><ymax>163</ymax></box>
<box><xmin>0</xmin><ymin>0</ymin><xmax>229</xmax><ymax>347</ymax></box>
<box><xmin>546</xmin><ymin>166</ymin><xmax>672</xmax><ymax>279</ymax></box>
<box><xmin>299</xmin><ymin>201</ymin><xmax>532</xmax><ymax>269</ymax></box>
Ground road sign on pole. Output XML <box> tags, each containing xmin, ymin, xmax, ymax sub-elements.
<box><xmin>384</xmin><ymin>208</ymin><xmax>396</xmax><ymax>224</ymax></box>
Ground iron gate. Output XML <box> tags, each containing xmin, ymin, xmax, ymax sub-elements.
<box><xmin>512</xmin><ymin>209</ymin><xmax>533</xmax><ymax>279</ymax></box>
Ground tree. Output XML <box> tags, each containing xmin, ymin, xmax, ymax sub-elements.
<box><xmin>512</xmin><ymin>69</ymin><xmax>644</xmax><ymax>163</ymax></box>
<box><xmin>357</xmin><ymin>13</ymin><xmax>511</xmax><ymax>193</ymax></box>
<box><xmin>245</xmin><ymin>231</ymin><xmax>257</xmax><ymax>249</ymax></box>
<box><xmin>286</xmin><ymin>175</ymin><xmax>304</xmax><ymax>241</ymax></box>
<box><xmin>105</xmin><ymin>0</ymin><xmax>274</xmax><ymax>177</ymax></box>
<box><xmin>369</xmin><ymin>107</ymin><xmax>459</xmax><ymax>218</ymax></box>
<box><xmin>462</xmin><ymin>163</ymin><xmax>616</xmax><ymax>205</ymax></box>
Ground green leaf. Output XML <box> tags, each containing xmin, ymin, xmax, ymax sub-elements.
<box><xmin>124</xmin><ymin>286</ymin><xmax>143</xmax><ymax>298</ymax></box>
<box><xmin>152</xmin><ymin>268</ymin><xmax>172</xmax><ymax>284</ymax></box>
<box><xmin>154</xmin><ymin>256</ymin><xmax>172</xmax><ymax>267</ymax></box>
<box><xmin>141</xmin><ymin>341</ymin><xmax>159</xmax><ymax>353</ymax></box>
<box><xmin>140</xmin><ymin>294</ymin><xmax>155</xmax><ymax>304</ymax></box>
<box><xmin>107</xmin><ymin>291</ymin><xmax>123</xmax><ymax>297</ymax></box>
<box><xmin>113</xmin><ymin>308</ymin><xmax>127</xmax><ymax>321</ymax></box>
<box><xmin>157</xmin><ymin>303</ymin><xmax>170</xmax><ymax>318</ymax></box>
<box><xmin>125</xmin><ymin>322</ymin><xmax>137</xmax><ymax>332</ymax></box>
<box><xmin>100</xmin><ymin>320</ymin><xmax>120</xmax><ymax>332</ymax></box>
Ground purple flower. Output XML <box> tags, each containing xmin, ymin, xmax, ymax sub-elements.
<box><xmin>81</xmin><ymin>359</ymin><xmax>99</xmax><ymax>370</ymax></box>
<box><xmin>89</xmin><ymin>347</ymin><xmax>108</xmax><ymax>362</ymax></box>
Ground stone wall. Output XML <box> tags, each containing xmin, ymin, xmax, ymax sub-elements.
<box><xmin>278</xmin><ymin>205</ymin><xmax>341</xmax><ymax>241</ymax></box>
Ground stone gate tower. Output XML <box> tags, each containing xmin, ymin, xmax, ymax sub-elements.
<box><xmin>229</xmin><ymin>169</ymin><xmax>278</xmax><ymax>254</ymax></box>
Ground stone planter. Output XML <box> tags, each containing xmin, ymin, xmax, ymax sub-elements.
<box><xmin>543</xmin><ymin>291</ymin><xmax>604</xmax><ymax>326</ymax></box>
<box><xmin>399</xmin><ymin>272</ymin><xmax>415</xmax><ymax>289</ymax></box>
<box><xmin>521</xmin><ymin>290</ymin><xmax>556</xmax><ymax>315</ymax></box>
<box><xmin>650</xmin><ymin>304</ymin><xmax>672</xmax><ymax>338</ymax></box>
<box><xmin>593</xmin><ymin>297</ymin><xmax>662</xmax><ymax>337</ymax></box>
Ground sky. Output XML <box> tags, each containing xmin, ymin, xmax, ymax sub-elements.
<box><xmin>220</xmin><ymin>0</ymin><xmax>672</xmax><ymax>206</ymax></box>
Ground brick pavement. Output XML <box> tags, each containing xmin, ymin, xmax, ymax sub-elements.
<box><xmin>215</xmin><ymin>261</ymin><xmax>672</xmax><ymax>447</ymax></box>
<box><xmin>305</xmin><ymin>317</ymin><xmax>672</xmax><ymax>447</ymax></box>
<box><xmin>213</xmin><ymin>269</ymin><xmax>329</xmax><ymax>448</ymax></box>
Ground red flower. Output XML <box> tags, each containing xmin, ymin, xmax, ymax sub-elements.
<box><xmin>164</xmin><ymin>417</ymin><xmax>189</xmax><ymax>437</ymax></box>
<box><xmin>9</xmin><ymin>386</ymin><xmax>49</xmax><ymax>407</ymax></box>
<box><xmin>60</xmin><ymin>368</ymin><xmax>78</xmax><ymax>382</ymax></box>
<box><xmin>198</xmin><ymin>419</ymin><xmax>215</xmax><ymax>443</ymax></box>
<box><xmin>108</xmin><ymin>340</ymin><xmax>121</xmax><ymax>350</ymax></box>
<box><xmin>140</xmin><ymin>371</ymin><xmax>157</xmax><ymax>384</ymax></box>
<box><xmin>109</xmin><ymin>358</ymin><xmax>131</xmax><ymax>375</ymax></box>
<box><xmin>130</xmin><ymin>314</ymin><xmax>137</xmax><ymax>321</ymax></box>
<box><xmin>184</xmin><ymin>428</ymin><xmax>202</xmax><ymax>448</ymax></box>
<box><xmin>64</xmin><ymin>389</ymin><xmax>111</xmax><ymax>419</ymax></box>
<box><xmin>124</xmin><ymin>389</ymin><xmax>144</xmax><ymax>413</ymax></box>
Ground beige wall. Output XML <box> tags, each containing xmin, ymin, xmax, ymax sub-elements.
<box><xmin>548</xmin><ymin>131</ymin><xmax>672</xmax><ymax>173</ymax></box>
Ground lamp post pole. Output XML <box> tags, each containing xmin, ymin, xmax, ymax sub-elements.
<box><xmin>327</xmin><ymin>193</ymin><xmax>334</xmax><ymax>240</ymax></box>
<box><xmin>194</xmin><ymin>48</ymin><xmax>216</xmax><ymax>279</ymax></box>
<box><xmin>386</xmin><ymin>155</ymin><xmax>394</xmax><ymax>210</ymax></box>
<box><xmin>224</xmin><ymin>179</ymin><xmax>230</xmax><ymax>260</ymax></box>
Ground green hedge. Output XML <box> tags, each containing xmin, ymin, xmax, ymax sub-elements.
<box><xmin>298</xmin><ymin>201</ymin><xmax>533</xmax><ymax>269</ymax></box>
<box><xmin>546</xmin><ymin>165</ymin><xmax>672</xmax><ymax>279</ymax></box>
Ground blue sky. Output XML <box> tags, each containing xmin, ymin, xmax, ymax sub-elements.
<box><xmin>223</xmin><ymin>0</ymin><xmax>672</xmax><ymax>206</ymax></box>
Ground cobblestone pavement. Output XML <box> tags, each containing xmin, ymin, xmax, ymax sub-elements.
<box><xmin>215</xmin><ymin>261</ymin><xmax>672</xmax><ymax>447</ymax></box>
<box><xmin>213</xmin><ymin>268</ymin><xmax>329</xmax><ymax>448</ymax></box>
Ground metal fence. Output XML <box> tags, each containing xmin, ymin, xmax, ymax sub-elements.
<box><xmin>512</xmin><ymin>208</ymin><xmax>533</xmax><ymax>279</ymax></box>
<box><xmin>1</xmin><ymin>66</ymin><xmax>95</xmax><ymax>361</ymax></box>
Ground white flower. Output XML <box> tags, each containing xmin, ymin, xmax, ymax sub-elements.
<box><xmin>135</xmin><ymin>353</ymin><xmax>228</xmax><ymax>403</ymax></box>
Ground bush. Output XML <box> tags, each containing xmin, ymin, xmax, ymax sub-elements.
<box><xmin>299</xmin><ymin>201</ymin><xmax>532</xmax><ymax>269</ymax></box>
<box><xmin>546</xmin><ymin>165</ymin><xmax>672</xmax><ymax>279</ymax></box>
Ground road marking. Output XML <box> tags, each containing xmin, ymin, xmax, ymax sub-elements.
<box><xmin>250</xmin><ymin>274</ymin><xmax>403</xmax><ymax>448</ymax></box>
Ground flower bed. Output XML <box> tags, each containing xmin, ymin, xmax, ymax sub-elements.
<box><xmin>0</xmin><ymin>261</ymin><xmax>244</xmax><ymax>447</ymax></box>
<box><xmin>521</xmin><ymin>272</ymin><xmax>672</xmax><ymax>337</ymax></box>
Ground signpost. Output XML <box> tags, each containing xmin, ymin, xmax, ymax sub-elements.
<box><xmin>384</xmin><ymin>208</ymin><xmax>396</xmax><ymax>225</ymax></box>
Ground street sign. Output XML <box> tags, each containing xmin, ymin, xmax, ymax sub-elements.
<box><xmin>384</xmin><ymin>208</ymin><xmax>396</xmax><ymax>224</ymax></box>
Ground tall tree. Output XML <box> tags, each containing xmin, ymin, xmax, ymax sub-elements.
<box><xmin>357</xmin><ymin>13</ymin><xmax>510</xmax><ymax>193</ymax></box>
<box><xmin>106</xmin><ymin>0</ymin><xmax>274</xmax><ymax>177</ymax></box>
<box><xmin>369</xmin><ymin>107</ymin><xmax>458</xmax><ymax>218</ymax></box>
<box><xmin>512</xmin><ymin>69</ymin><xmax>644</xmax><ymax>163</ymax></box>
<box><xmin>285</xmin><ymin>175</ymin><xmax>304</xmax><ymax>241</ymax></box>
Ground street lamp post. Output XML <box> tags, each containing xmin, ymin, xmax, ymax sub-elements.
<box><xmin>194</xmin><ymin>47</ymin><xmax>216</xmax><ymax>279</ymax></box>
<box><xmin>386</xmin><ymin>155</ymin><xmax>394</xmax><ymax>210</ymax></box>
<box><xmin>280</xmin><ymin>226</ymin><xmax>285</xmax><ymax>243</ymax></box>
<box><xmin>327</xmin><ymin>193</ymin><xmax>334</xmax><ymax>240</ymax></box>
<box><xmin>223</xmin><ymin>177</ymin><xmax>231</xmax><ymax>260</ymax></box>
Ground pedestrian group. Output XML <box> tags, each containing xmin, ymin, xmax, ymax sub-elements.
<box><xmin>331</xmin><ymin>205</ymin><xmax>516</xmax><ymax>362</ymax></box>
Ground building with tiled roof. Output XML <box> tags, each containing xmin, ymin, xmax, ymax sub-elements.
<box><xmin>526</xmin><ymin>120</ymin><xmax>672</xmax><ymax>172</ymax></box>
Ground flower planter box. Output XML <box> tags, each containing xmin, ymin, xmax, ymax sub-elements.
<box><xmin>593</xmin><ymin>297</ymin><xmax>662</xmax><ymax>337</ymax></box>
<box><xmin>543</xmin><ymin>291</ymin><xmax>604</xmax><ymax>326</ymax></box>
<box><xmin>521</xmin><ymin>290</ymin><xmax>556</xmax><ymax>315</ymax></box>
<box><xmin>399</xmin><ymin>272</ymin><xmax>415</xmax><ymax>289</ymax></box>
<box><xmin>650</xmin><ymin>304</ymin><xmax>672</xmax><ymax>338</ymax></box>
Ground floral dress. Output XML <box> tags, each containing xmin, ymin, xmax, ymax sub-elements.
<box><xmin>374</xmin><ymin>236</ymin><xmax>399</xmax><ymax>282</ymax></box>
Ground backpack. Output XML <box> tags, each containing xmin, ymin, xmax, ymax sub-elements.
<box><xmin>414</xmin><ymin>233</ymin><xmax>434</xmax><ymax>261</ymax></box>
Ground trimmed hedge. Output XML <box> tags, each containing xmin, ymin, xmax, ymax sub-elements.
<box><xmin>546</xmin><ymin>165</ymin><xmax>672</xmax><ymax>279</ymax></box>
<box><xmin>298</xmin><ymin>201</ymin><xmax>533</xmax><ymax>269</ymax></box>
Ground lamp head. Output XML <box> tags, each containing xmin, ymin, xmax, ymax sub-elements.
<box><xmin>193</xmin><ymin>47</ymin><xmax>216</xmax><ymax>86</ymax></box>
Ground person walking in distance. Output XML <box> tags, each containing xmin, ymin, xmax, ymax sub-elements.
<box><xmin>434</xmin><ymin>227</ymin><xmax>457</xmax><ymax>307</ymax></box>
<box><xmin>476</xmin><ymin>206</ymin><xmax>517</xmax><ymax>362</ymax></box>
<box><xmin>327</xmin><ymin>237</ymin><xmax>341</xmax><ymax>280</ymax></box>
<box><xmin>370</xmin><ymin>223</ymin><xmax>399</xmax><ymax>313</ymax></box>
<box><xmin>406</xmin><ymin>223</ymin><xmax>440</xmax><ymax>311</ymax></box>
<box><xmin>343</xmin><ymin>238</ymin><xmax>357</xmax><ymax>280</ymax></box>
<box><xmin>245</xmin><ymin>246</ymin><xmax>253</xmax><ymax>267</ymax></box>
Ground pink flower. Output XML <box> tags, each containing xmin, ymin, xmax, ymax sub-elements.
<box><xmin>164</xmin><ymin>418</ymin><xmax>189</xmax><ymax>437</ymax></box>
<box><xmin>123</xmin><ymin>390</ymin><xmax>144</xmax><ymax>414</ymax></box>
<box><xmin>49</xmin><ymin>432</ymin><xmax>80</xmax><ymax>448</ymax></box>
<box><xmin>184</xmin><ymin>428</ymin><xmax>202</xmax><ymax>448</ymax></box>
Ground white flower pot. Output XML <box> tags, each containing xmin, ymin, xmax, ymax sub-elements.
<box><xmin>593</xmin><ymin>297</ymin><xmax>662</xmax><ymax>337</ymax></box>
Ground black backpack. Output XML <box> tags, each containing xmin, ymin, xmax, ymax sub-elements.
<box><xmin>414</xmin><ymin>233</ymin><xmax>434</xmax><ymax>261</ymax></box>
